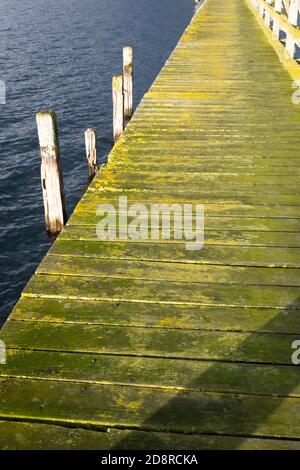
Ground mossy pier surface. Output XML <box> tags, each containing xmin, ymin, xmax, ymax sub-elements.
<box><xmin>1</xmin><ymin>0</ymin><xmax>300</xmax><ymax>449</ymax></box>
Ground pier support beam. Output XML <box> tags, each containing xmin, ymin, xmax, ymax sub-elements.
<box><xmin>36</xmin><ymin>110</ymin><xmax>67</xmax><ymax>233</ymax></box>
<box><xmin>85</xmin><ymin>128</ymin><xmax>98</xmax><ymax>178</ymax></box>
<box><xmin>123</xmin><ymin>46</ymin><xmax>133</xmax><ymax>122</ymax></box>
<box><xmin>112</xmin><ymin>75</ymin><xmax>124</xmax><ymax>142</ymax></box>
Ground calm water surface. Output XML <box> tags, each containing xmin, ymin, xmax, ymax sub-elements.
<box><xmin>0</xmin><ymin>0</ymin><xmax>194</xmax><ymax>323</ymax></box>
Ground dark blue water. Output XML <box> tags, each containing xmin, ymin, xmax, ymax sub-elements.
<box><xmin>0</xmin><ymin>0</ymin><xmax>194</xmax><ymax>323</ymax></box>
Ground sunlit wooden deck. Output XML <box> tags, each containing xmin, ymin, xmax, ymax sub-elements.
<box><xmin>0</xmin><ymin>0</ymin><xmax>300</xmax><ymax>449</ymax></box>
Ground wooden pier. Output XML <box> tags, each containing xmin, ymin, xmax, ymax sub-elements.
<box><xmin>1</xmin><ymin>0</ymin><xmax>300</xmax><ymax>449</ymax></box>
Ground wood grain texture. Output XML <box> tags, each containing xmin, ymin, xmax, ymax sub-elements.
<box><xmin>1</xmin><ymin>420</ymin><xmax>300</xmax><ymax>450</ymax></box>
<box><xmin>112</xmin><ymin>76</ymin><xmax>124</xmax><ymax>142</ymax></box>
<box><xmin>123</xmin><ymin>46</ymin><xmax>133</xmax><ymax>120</ymax></box>
<box><xmin>85</xmin><ymin>128</ymin><xmax>98</xmax><ymax>177</ymax></box>
<box><xmin>36</xmin><ymin>111</ymin><xmax>67</xmax><ymax>233</ymax></box>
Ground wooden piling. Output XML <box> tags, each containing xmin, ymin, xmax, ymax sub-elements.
<box><xmin>112</xmin><ymin>75</ymin><xmax>124</xmax><ymax>142</ymax></box>
<box><xmin>123</xmin><ymin>46</ymin><xmax>133</xmax><ymax>121</ymax></box>
<box><xmin>0</xmin><ymin>80</ymin><xmax>6</xmax><ymax>104</ymax></box>
<box><xmin>85</xmin><ymin>128</ymin><xmax>98</xmax><ymax>178</ymax></box>
<box><xmin>36</xmin><ymin>110</ymin><xmax>67</xmax><ymax>233</ymax></box>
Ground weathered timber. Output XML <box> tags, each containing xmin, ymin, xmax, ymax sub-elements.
<box><xmin>85</xmin><ymin>128</ymin><xmax>98</xmax><ymax>178</ymax></box>
<box><xmin>112</xmin><ymin>75</ymin><xmax>124</xmax><ymax>142</ymax></box>
<box><xmin>36</xmin><ymin>111</ymin><xmax>67</xmax><ymax>233</ymax></box>
<box><xmin>123</xmin><ymin>46</ymin><xmax>133</xmax><ymax>121</ymax></box>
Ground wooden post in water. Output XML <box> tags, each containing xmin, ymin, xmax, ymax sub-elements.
<box><xmin>36</xmin><ymin>110</ymin><xmax>67</xmax><ymax>233</ymax></box>
<box><xmin>112</xmin><ymin>75</ymin><xmax>124</xmax><ymax>142</ymax></box>
<box><xmin>123</xmin><ymin>46</ymin><xmax>133</xmax><ymax>121</ymax></box>
<box><xmin>85</xmin><ymin>128</ymin><xmax>98</xmax><ymax>177</ymax></box>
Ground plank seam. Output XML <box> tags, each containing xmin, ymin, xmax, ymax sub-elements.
<box><xmin>1</xmin><ymin>373</ymin><xmax>299</xmax><ymax>399</ymax></box>
<box><xmin>0</xmin><ymin>415</ymin><xmax>299</xmax><ymax>442</ymax></box>
<box><xmin>1</xmin><ymin>345</ymin><xmax>297</xmax><ymax>367</ymax></box>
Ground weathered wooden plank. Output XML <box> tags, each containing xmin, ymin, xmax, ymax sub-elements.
<box><xmin>108</xmin><ymin>147</ymin><xmax>300</xmax><ymax>159</ymax></box>
<box><xmin>51</xmin><ymin>240</ymin><xmax>300</xmax><ymax>267</ymax></box>
<box><xmin>84</xmin><ymin>185</ymin><xmax>300</xmax><ymax>202</ymax></box>
<box><xmin>1</xmin><ymin>421</ymin><xmax>299</xmax><ymax>450</ymax></box>
<box><xmin>102</xmin><ymin>160</ymin><xmax>300</xmax><ymax>176</ymax></box>
<box><xmin>134</xmin><ymin>104</ymin><xmax>300</xmax><ymax>114</ymax></box>
<box><xmin>37</xmin><ymin>255</ymin><xmax>300</xmax><ymax>287</ymax></box>
<box><xmin>142</xmin><ymin>94</ymin><xmax>295</xmax><ymax>103</ymax></box>
<box><xmin>68</xmin><ymin>211</ymin><xmax>300</xmax><ymax>231</ymax></box>
<box><xmin>91</xmin><ymin>170</ymin><xmax>300</xmax><ymax>190</ymax></box>
<box><xmin>74</xmin><ymin>196</ymin><xmax>300</xmax><ymax>218</ymax></box>
<box><xmin>22</xmin><ymin>274</ymin><xmax>300</xmax><ymax>308</ymax></box>
<box><xmin>1</xmin><ymin>349</ymin><xmax>300</xmax><ymax>397</ymax></box>
<box><xmin>0</xmin><ymin>378</ymin><xmax>300</xmax><ymax>439</ymax></box>
<box><xmin>83</xmin><ymin>188</ymin><xmax>300</xmax><ymax>207</ymax></box>
<box><xmin>1</xmin><ymin>320</ymin><xmax>298</xmax><ymax>364</ymax></box>
<box><xmin>123</xmin><ymin>128</ymin><xmax>300</xmax><ymax>138</ymax></box>
<box><xmin>9</xmin><ymin>297</ymin><xmax>300</xmax><ymax>334</ymax></box>
<box><xmin>108</xmin><ymin>142</ymin><xmax>300</xmax><ymax>154</ymax></box>
<box><xmin>60</xmin><ymin>224</ymin><xmax>300</xmax><ymax>247</ymax></box>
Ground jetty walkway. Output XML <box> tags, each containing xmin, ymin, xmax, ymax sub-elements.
<box><xmin>1</xmin><ymin>0</ymin><xmax>300</xmax><ymax>449</ymax></box>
